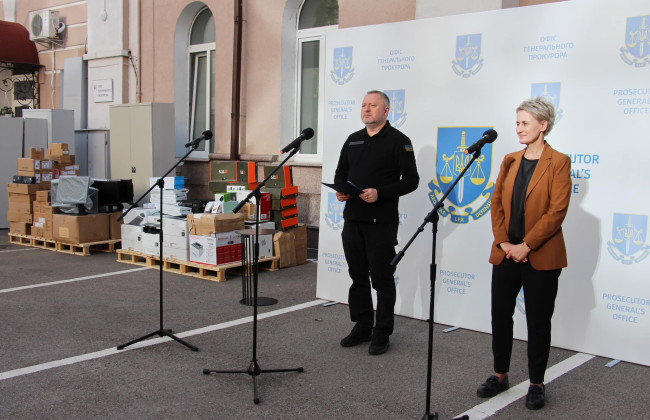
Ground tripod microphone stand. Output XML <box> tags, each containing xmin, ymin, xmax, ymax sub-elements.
<box><xmin>391</xmin><ymin>149</ymin><xmax>483</xmax><ymax>420</ymax></box>
<box><xmin>116</xmin><ymin>132</ymin><xmax>213</xmax><ymax>352</ymax></box>
<box><xmin>203</xmin><ymin>144</ymin><xmax>304</xmax><ymax>404</ymax></box>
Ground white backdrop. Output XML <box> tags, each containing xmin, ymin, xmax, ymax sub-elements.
<box><xmin>317</xmin><ymin>0</ymin><xmax>650</xmax><ymax>366</ymax></box>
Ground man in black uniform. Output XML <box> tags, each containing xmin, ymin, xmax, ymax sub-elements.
<box><xmin>335</xmin><ymin>90</ymin><xmax>419</xmax><ymax>355</ymax></box>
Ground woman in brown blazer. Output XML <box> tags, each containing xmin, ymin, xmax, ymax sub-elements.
<box><xmin>476</xmin><ymin>97</ymin><xmax>572</xmax><ymax>411</ymax></box>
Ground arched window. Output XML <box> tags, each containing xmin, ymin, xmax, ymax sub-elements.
<box><xmin>188</xmin><ymin>8</ymin><xmax>216</xmax><ymax>154</ymax></box>
<box><xmin>295</xmin><ymin>0</ymin><xmax>338</xmax><ymax>162</ymax></box>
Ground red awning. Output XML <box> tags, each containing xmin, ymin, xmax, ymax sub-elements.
<box><xmin>0</xmin><ymin>20</ymin><xmax>40</xmax><ymax>68</ymax></box>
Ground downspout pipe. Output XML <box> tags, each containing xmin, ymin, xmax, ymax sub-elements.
<box><xmin>230</xmin><ymin>0</ymin><xmax>243</xmax><ymax>160</ymax></box>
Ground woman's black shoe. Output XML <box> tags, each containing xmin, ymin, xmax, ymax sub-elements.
<box><xmin>477</xmin><ymin>375</ymin><xmax>509</xmax><ymax>398</ymax></box>
<box><xmin>525</xmin><ymin>384</ymin><xmax>545</xmax><ymax>410</ymax></box>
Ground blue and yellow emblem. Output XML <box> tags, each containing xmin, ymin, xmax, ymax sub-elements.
<box><xmin>607</xmin><ymin>213</ymin><xmax>649</xmax><ymax>264</ymax></box>
<box><xmin>384</xmin><ymin>89</ymin><xmax>407</xmax><ymax>128</ymax></box>
<box><xmin>331</xmin><ymin>47</ymin><xmax>355</xmax><ymax>85</ymax></box>
<box><xmin>325</xmin><ymin>192</ymin><xmax>345</xmax><ymax>231</ymax></box>
<box><xmin>531</xmin><ymin>82</ymin><xmax>563</xmax><ymax>124</ymax></box>
<box><xmin>620</xmin><ymin>16</ymin><xmax>650</xmax><ymax>67</ymax></box>
<box><xmin>452</xmin><ymin>34</ymin><xmax>483</xmax><ymax>78</ymax></box>
<box><xmin>429</xmin><ymin>127</ymin><xmax>494</xmax><ymax>224</ymax></box>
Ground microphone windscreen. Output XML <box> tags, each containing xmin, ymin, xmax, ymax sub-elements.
<box><xmin>483</xmin><ymin>129</ymin><xmax>498</xmax><ymax>142</ymax></box>
<box><xmin>301</xmin><ymin>128</ymin><xmax>315</xmax><ymax>140</ymax></box>
<box><xmin>202</xmin><ymin>130</ymin><xmax>214</xmax><ymax>140</ymax></box>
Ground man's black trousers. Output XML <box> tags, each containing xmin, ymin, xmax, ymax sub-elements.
<box><xmin>341</xmin><ymin>220</ymin><xmax>398</xmax><ymax>335</ymax></box>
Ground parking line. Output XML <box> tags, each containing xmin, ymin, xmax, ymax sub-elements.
<box><xmin>455</xmin><ymin>352</ymin><xmax>595</xmax><ymax>419</ymax></box>
<box><xmin>0</xmin><ymin>268</ymin><xmax>150</xmax><ymax>294</ymax></box>
<box><xmin>0</xmin><ymin>299</ymin><xmax>327</xmax><ymax>381</ymax></box>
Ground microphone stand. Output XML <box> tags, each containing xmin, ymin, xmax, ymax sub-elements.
<box><xmin>116</xmin><ymin>140</ymin><xmax>204</xmax><ymax>352</ymax></box>
<box><xmin>392</xmin><ymin>150</ymin><xmax>483</xmax><ymax>420</ymax></box>
<box><xmin>203</xmin><ymin>143</ymin><xmax>304</xmax><ymax>404</ymax></box>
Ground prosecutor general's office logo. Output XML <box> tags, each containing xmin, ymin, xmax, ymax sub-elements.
<box><xmin>325</xmin><ymin>192</ymin><xmax>345</xmax><ymax>231</ymax></box>
<box><xmin>607</xmin><ymin>213</ymin><xmax>649</xmax><ymax>264</ymax></box>
<box><xmin>384</xmin><ymin>89</ymin><xmax>407</xmax><ymax>128</ymax></box>
<box><xmin>531</xmin><ymin>82</ymin><xmax>563</xmax><ymax>124</ymax></box>
<box><xmin>429</xmin><ymin>127</ymin><xmax>494</xmax><ymax>224</ymax></box>
<box><xmin>452</xmin><ymin>34</ymin><xmax>483</xmax><ymax>78</ymax></box>
<box><xmin>331</xmin><ymin>47</ymin><xmax>354</xmax><ymax>85</ymax></box>
<box><xmin>620</xmin><ymin>16</ymin><xmax>650</xmax><ymax>67</ymax></box>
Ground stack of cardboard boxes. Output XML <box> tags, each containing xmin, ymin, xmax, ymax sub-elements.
<box><xmin>8</xmin><ymin>143</ymin><xmax>121</xmax><ymax>244</ymax></box>
<box><xmin>187</xmin><ymin>213</ymin><xmax>246</xmax><ymax>265</ymax></box>
<box><xmin>7</xmin><ymin>182</ymin><xmax>40</xmax><ymax>235</ymax></box>
<box><xmin>31</xmin><ymin>190</ymin><xmax>54</xmax><ymax>240</ymax></box>
<box><xmin>8</xmin><ymin>147</ymin><xmax>53</xmax><ymax>236</ymax></box>
<box><xmin>209</xmin><ymin>160</ymin><xmax>258</xmax><ymax>193</ymax></box>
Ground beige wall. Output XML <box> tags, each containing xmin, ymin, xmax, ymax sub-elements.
<box><xmin>339</xmin><ymin>0</ymin><xmax>416</xmax><ymax>28</ymax></box>
<box><xmin>11</xmin><ymin>0</ymin><xmax>87</xmax><ymax>109</ymax></box>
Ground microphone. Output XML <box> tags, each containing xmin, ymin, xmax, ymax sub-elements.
<box><xmin>185</xmin><ymin>130</ymin><xmax>213</xmax><ymax>148</ymax></box>
<box><xmin>464</xmin><ymin>129</ymin><xmax>497</xmax><ymax>155</ymax></box>
<box><xmin>281</xmin><ymin>128</ymin><xmax>315</xmax><ymax>154</ymax></box>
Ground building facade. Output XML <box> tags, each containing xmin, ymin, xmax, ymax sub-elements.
<box><xmin>1</xmin><ymin>0</ymin><xmax>562</xmax><ymax>244</ymax></box>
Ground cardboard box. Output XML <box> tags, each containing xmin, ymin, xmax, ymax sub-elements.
<box><xmin>36</xmin><ymin>190</ymin><xmax>50</xmax><ymax>202</ymax></box>
<box><xmin>17</xmin><ymin>158</ymin><xmax>41</xmax><ymax>172</ymax></box>
<box><xmin>187</xmin><ymin>213</ymin><xmax>245</xmax><ymax>236</ymax></box>
<box><xmin>273</xmin><ymin>231</ymin><xmax>296</xmax><ymax>268</ymax></box>
<box><xmin>264</xmin><ymin>165</ymin><xmax>293</xmax><ymax>188</ymax></box>
<box><xmin>189</xmin><ymin>232</ymin><xmax>242</xmax><ymax>266</ymax></box>
<box><xmin>109</xmin><ymin>211</ymin><xmax>123</xmax><ymax>239</ymax></box>
<box><xmin>48</xmin><ymin>143</ymin><xmax>69</xmax><ymax>155</ymax></box>
<box><xmin>7</xmin><ymin>183</ymin><xmax>41</xmax><ymax>194</ymax></box>
<box><xmin>9</xmin><ymin>192</ymin><xmax>36</xmax><ymax>205</ymax></box>
<box><xmin>8</xmin><ymin>200</ymin><xmax>32</xmax><ymax>214</ymax></box>
<box><xmin>292</xmin><ymin>224</ymin><xmax>308</xmax><ymax>265</ymax></box>
<box><xmin>53</xmin><ymin>213</ymin><xmax>110</xmax><ymax>244</ymax></box>
<box><xmin>29</xmin><ymin>148</ymin><xmax>45</xmax><ymax>159</ymax></box>
<box><xmin>9</xmin><ymin>222</ymin><xmax>31</xmax><ymax>235</ymax></box>
<box><xmin>189</xmin><ymin>234</ymin><xmax>217</xmax><ymax>265</ymax></box>
<box><xmin>210</xmin><ymin>161</ymin><xmax>238</xmax><ymax>181</ymax></box>
<box><xmin>31</xmin><ymin>213</ymin><xmax>53</xmax><ymax>240</ymax></box>
<box><xmin>7</xmin><ymin>212</ymin><xmax>32</xmax><ymax>223</ymax></box>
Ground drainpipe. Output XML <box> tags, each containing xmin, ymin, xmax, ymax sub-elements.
<box><xmin>230</xmin><ymin>0</ymin><xmax>243</xmax><ymax>160</ymax></box>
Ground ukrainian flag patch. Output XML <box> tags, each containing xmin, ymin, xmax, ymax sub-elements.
<box><xmin>404</xmin><ymin>145</ymin><xmax>414</xmax><ymax>152</ymax></box>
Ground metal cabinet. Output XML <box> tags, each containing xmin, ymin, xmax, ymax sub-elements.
<box><xmin>109</xmin><ymin>103</ymin><xmax>176</xmax><ymax>199</ymax></box>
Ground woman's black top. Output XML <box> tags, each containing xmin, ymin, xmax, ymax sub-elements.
<box><xmin>508</xmin><ymin>156</ymin><xmax>538</xmax><ymax>244</ymax></box>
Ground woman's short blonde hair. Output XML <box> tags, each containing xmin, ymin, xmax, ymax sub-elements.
<box><xmin>517</xmin><ymin>96</ymin><xmax>556</xmax><ymax>136</ymax></box>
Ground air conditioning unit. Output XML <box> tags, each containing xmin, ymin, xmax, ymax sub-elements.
<box><xmin>28</xmin><ymin>10</ymin><xmax>60</xmax><ymax>41</ymax></box>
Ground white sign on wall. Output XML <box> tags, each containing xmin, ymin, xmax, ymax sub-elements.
<box><xmin>317</xmin><ymin>0</ymin><xmax>650</xmax><ymax>366</ymax></box>
<box><xmin>92</xmin><ymin>79</ymin><xmax>113</xmax><ymax>103</ymax></box>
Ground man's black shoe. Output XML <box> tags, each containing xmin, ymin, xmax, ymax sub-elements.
<box><xmin>340</xmin><ymin>324</ymin><xmax>372</xmax><ymax>347</ymax></box>
<box><xmin>476</xmin><ymin>375</ymin><xmax>509</xmax><ymax>398</ymax></box>
<box><xmin>525</xmin><ymin>384</ymin><xmax>545</xmax><ymax>410</ymax></box>
<box><xmin>368</xmin><ymin>332</ymin><xmax>389</xmax><ymax>355</ymax></box>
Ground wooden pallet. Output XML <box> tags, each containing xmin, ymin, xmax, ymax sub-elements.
<box><xmin>7</xmin><ymin>233</ymin><xmax>120</xmax><ymax>256</ymax></box>
<box><xmin>116</xmin><ymin>249</ymin><xmax>279</xmax><ymax>282</ymax></box>
<box><xmin>31</xmin><ymin>237</ymin><xmax>57</xmax><ymax>251</ymax></box>
<box><xmin>8</xmin><ymin>233</ymin><xmax>32</xmax><ymax>246</ymax></box>
<box><xmin>56</xmin><ymin>239</ymin><xmax>121</xmax><ymax>256</ymax></box>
